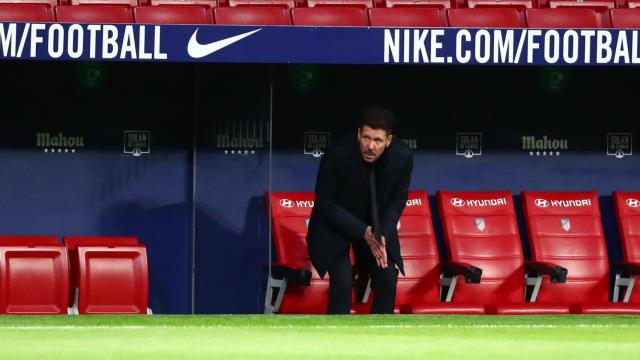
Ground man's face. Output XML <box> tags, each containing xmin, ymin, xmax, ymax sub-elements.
<box><xmin>358</xmin><ymin>125</ymin><xmax>392</xmax><ymax>163</ymax></box>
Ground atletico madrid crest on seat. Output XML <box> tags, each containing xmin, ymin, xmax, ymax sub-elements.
<box><xmin>475</xmin><ymin>218</ymin><xmax>486</xmax><ymax>232</ymax></box>
<box><xmin>561</xmin><ymin>218</ymin><xmax>571</xmax><ymax>232</ymax></box>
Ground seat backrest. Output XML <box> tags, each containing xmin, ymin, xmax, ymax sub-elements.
<box><xmin>269</xmin><ymin>191</ymin><xmax>328</xmax><ymax>313</ymax></box>
<box><xmin>395</xmin><ymin>190</ymin><xmax>441</xmax><ymax>307</ymax></box>
<box><xmin>0</xmin><ymin>3</ymin><xmax>54</xmax><ymax>22</ymax></box>
<box><xmin>548</xmin><ymin>0</ymin><xmax>615</xmax><ymax>9</ymax></box>
<box><xmin>526</xmin><ymin>8</ymin><xmax>601</xmax><ymax>28</ymax></box>
<box><xmin>71</xmin><ymin>0</ymin><xmax>139</xmax><ymax>5</ymax></box>
<box><xmin>291</xmin><ymin>7</ymin><xmax>368</xmax><ymax>26</ymax></box>
<box><xmin>0</xmin><ymin>245</ymin><xmax>69</xmax><ymax>314</ymax></box>
<box><xmin>613</xmin><ymin>192</ymin><xmax>640</xmax><ymax>263</ymax></box>
<box><xmin>214</xmin><ymin>6</ymin><xmax>291</xmax><ymax>25</ymax></box>
<box><xmin>135</xmin><ymin>4</ymin><xmax>213</xmax><ymax>24</ymax></box>
<box><xmin>0</xmin><ymin>0</ymin><xmax>56</xmax><ymax>4</ymax></box>
<box><xmin>149</xmin><ymin>0</ymin><xmax>218</xmax><ymax>6</ymax></box>
<box><xmin>77</xmin><ymin>245</ymin><xmax>148</xmax><ymax>314</ymax></box>
<box><xmin>228</xmin><ymin>0</ymin><xmax>294</xmax><ymax>7</ymax></box>
<box><xmin>522</xmin><ymin>191</ymin><xmax>609</xmax><ymax>304</ymax></box>
<box><xmin>613</xmin><ymin>191</ymin><xmax>640</xmax><ymax>303</ymax></box>
<box><xmin>385</xmin><ymin>0</ymin><xmax>454</xmax><ymax>8</ymax></box>
<box><xmin>448</xmin><ymin>8</ymin><xmax>525</xmax><ymax>28</ymax></box>
<box><xmin>610</xmin><ymin>9</ymin><xmax>640</xmax><ymax>29</ymax></box>
<box><xmin>63</xmin><ymin>236</ymin><xmax>140</xmax><ymax>307</ymax></box>
<box><xmin>437</xmin><ymin>191</ymin><xmax>524</xmax><ymax>304</ymax></box>
<box><xmin>0</xmin><ymin>235</ymin><xmax>59</xmax><ymax>246</ymax></box>
<box><xmin>307</xmin><ymin>0</ymin><xmax>373</xmax><ymax>7</ymax></box>
<box><xmin>368</xmin><ymin>7</ymin><xmax>447</xmax><ymax>27</ymax></box>
<box><xmin>55</xmin><ymin>4</ymin><xmax>134</xmax><ymax>23</ymax></box>
<box><xmin>270</xmin><ymin>192</ymin><xmax>316</xmax><ymax>271</ymax></box>
<box><xmin>467</xmin><ymin>0</ymin><xmax>536</xmax><ymax>8</ymax></box>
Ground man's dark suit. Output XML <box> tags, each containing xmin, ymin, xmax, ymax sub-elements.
<box><xmin>306</xmin><ymin>133</ymin><xmax>413</xmax><ymax>313</ymax></box>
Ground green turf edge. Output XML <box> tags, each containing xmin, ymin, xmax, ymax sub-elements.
<box><xmin>1</xmin><ymin>314</ymin><xmax>640</xmax><ymax>327</ymax></box>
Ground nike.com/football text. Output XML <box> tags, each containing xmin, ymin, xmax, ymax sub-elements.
<box><xmin>384</xmin><ymin>29</ymin><xmax>640</xmax><ymax>64</ymax></box>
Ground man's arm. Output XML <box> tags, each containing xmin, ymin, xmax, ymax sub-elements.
<box><xmin>314</xmin><ymin>147</ymin><xmax>368</xmax><ymax>240</ymax></box>
<box><xmin>379</xmin><ymin>152</ymin><xmax>413</xmax><ymax>240</ymax></box>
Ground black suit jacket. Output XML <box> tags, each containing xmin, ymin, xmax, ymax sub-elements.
<box><xmin>306</xmin><ymin>134</ymin><xmax>413</xmax><ymax>277</ymax></box>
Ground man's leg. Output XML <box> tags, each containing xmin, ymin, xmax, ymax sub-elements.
<box><xmin>327</xmin><ymin>250</ymin><xmax>352</xmax><ymax>314</ymax></box>
<box><xmin>369</xmin><ymin>255</ymin><xmax>398</xmax><ymax>314</ymax></box>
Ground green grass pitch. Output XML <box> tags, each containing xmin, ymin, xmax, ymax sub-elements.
<box><xmin>1</xmin><ymin>315</ymin><xmax>639</xmax><ymax>359</ymax></box>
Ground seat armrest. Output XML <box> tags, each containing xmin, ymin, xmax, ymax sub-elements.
<box><xmin>441</xmin><ymin>261</ymin><xmax>482</xmax><ymax>283</ymax></box>
<box><xmin>525</xmin><ymin>261</ymin><xmax>567</xmax><ymax>283</ymax></box>
<box><xmin>271</xmin><ymin>263</ymin><xmax>312</xmax><ymax>286</ymax></box>
<box><xmin>613</xmin><ymin>262</ymin><xmax>640</xmax><ymax>276</ymax></box>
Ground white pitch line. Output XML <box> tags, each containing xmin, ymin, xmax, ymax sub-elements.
<box><xmin>0</xmin><ymin>324</ymin><xmax>639</xmax><ymax>330</ymax></box>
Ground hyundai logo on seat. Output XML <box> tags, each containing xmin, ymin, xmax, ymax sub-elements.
<box><xmin>279</xmin><ymin>199</ymin><xmax>293</xmax><ymax>208</ymax></box>
<box><xmin>451</xmin><ymin>198</ymin><xmax>465</xmax><ymax>207</ymax></box>
<box><xmin>535</xmin><ymin>199</ymin><xmax>550</xmax><ymax>208</ymax></box>
<box><xmin>626</xmin><ymin>198</ymin><xmax>640</xmax><ymax>208</ymax></box>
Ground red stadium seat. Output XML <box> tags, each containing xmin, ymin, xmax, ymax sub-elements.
<box><xmin>0</xmin><ymin>235</ymin><xmax>59</xmax><ymax>246</ymax></box>
<box><xmin>548</xmin><ymin>0</ymin><xmax>614</xmax><ymax>8</ymax></box>
<box><xmin>228</xmin><ymin>0</ymin><xmax>294</xmax><ymax>7</ymax></box>
<box><xmin>149</xmin><ymin>0</ymin><xmax>218</xmax><ymax>6</ymax></box>
<box><xmin>426</xmin><ymin>191</ymin><xmax>569</xmax><ymax>315</ymax></box>
<box><xmin>71</xmin><ymin>0</ymin><xmax>138</xmax><ymax>5</ymax></box>
<box><xmin>522</xmin><ymin>191</ymin><xmax>640</xmax><ymax>314</ymax></box>
<box><xmin>448</xmin><ymin>8</ymin><xmax>525</xmax><ymax>28</ymax></box>
<box><xmin>55</xmin><ymin>4</ymin><xmax>134</xmax><ymax>23</ymax></box>
<box><xmin>547</xmin><ymin>0</ymin><xmax>613</xmax><ymax>27</ymax></box>
<box><xmin>0</xmin><ymin>0</ymin><xmax>56</xmax><ymax>4</ymax></box>
<box><xmin>612</xmin><ymin>192</ymin><xmax>640</xmax><ymax>303</ymax></box>
<box><xmin>467</xmin><ymin>0</ymin><xmax>535</xmax><ymax>8</ymax></box>
<box><xmin>214</xmin><ymin>6</ymin><xmax>291</xmax><ymax>25</ymax></box>
<box><xmin>0</xmin><ymin>4</ymin><xmax>54</xmax><ymax>21</ymax></box>
<box><xmin>526</xmin><ymin>8</ymin><xmax>602</xmax><ymax>28</ymax></box>
<box><xmin>384</xmin><ymin>0</ymin><xmax>455</xmax><ymax>9</ymax></box>
<box><xmin>266</xmin><ymin>192</ymin><xmax>331</xmax><ymax>314</ymax></box>
<box><xmin>307</xmin><ymin>0</ymin><xmax>373</xmax><ymax>7</ymax></box>
<box><xmin>64</xmin><ymin>236</ymin><xmax>139</xmax><ymax>309</ymax></box>
<box><xmin>610</xmin><ymin>9</ymin><xmax>640</xmax><ymax>29</ymax></box>
<box><xmin>291</xmin><ymin>7</ymin><xmax>368</xmax><ymax>26</ymax></box>
<box><xmin>393</xmin><ymin>191</ymin><xmax>485</xmax><ymax>314</ymax></box>
<box><xmin>134</xmin><ymin>5</ymin><xmax>213</xmax><ymax>24</ymax></box>
<box><xmin>76</xmin><ymin>245</ymin><xmax>148</xmax><ymax>314</ymax></box>
<box><xmin>368</xmin><ymin>7</ymin><xmax>448</xmax><ymax>27</ymax></box>
<box><xmin>0</xmin><ymin>245</ymin><xmax>69</xmax><ymax>314</ymax></box>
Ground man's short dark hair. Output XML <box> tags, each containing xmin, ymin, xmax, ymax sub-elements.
<box><xmin>361</xmin><ymin>106</ymin><xmax>395</xmax><ymax>135</ymax></box>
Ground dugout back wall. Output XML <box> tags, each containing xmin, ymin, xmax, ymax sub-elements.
<box><xmin>0</xmin><ymin>61</ymin><xmax>638</xmax><ymax>313</ymax></box>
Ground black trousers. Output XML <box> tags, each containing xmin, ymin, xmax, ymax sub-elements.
<box><xmin>327</xmin><ymin>244</ymin><xmax>398</xmax><ymax>314</ymax></box>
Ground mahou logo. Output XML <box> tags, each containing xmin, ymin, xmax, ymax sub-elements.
<box><xmin>36</xmin><ymin>132</ymin><xmax>84</xmax><ymax>153</ymax></box>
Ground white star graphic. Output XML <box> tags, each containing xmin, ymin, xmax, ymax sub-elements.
<box><xmin>536</xmin><ymin>151</ymin><xmax>540</xmax><ymax>156</ymax></box>
<box><xmin>549</xmin><ymin>152</ymin><xmax>554</xmax><ymax>156</ymax></box>
<box><xmin>71</xmin><ymin>149</ymin><xmax>76</xmax><ymax>153</ymax></box>
<box><xmin>231</xmin><ymin>150</ymin><xmax>235</xmax><ymax>154</ymax></box>
<box><xmin>543</xmin><ymin>151</ymin><xmax>547</xmax><ymax>156</ymax></box>
<box><xmin>244</xmin><ymin>150</ymin><xmax>248</xmax><ymax>154</ymax></box>
<box><xmin>251</xmin><ymin>150</ymin><xmax>255</xmax><ymax>154</ymax></box>
<box><xmin>65</xmin><ymin>149</ymin><xmax>69</xmax><ymax>153</ymax></box>
<box><xmin>57</xmin><ymin>149</ymin><xmax>62</xmax><ymax>153</ymax></box>
<box><xmin>44</xmin><ymin>149</ymin><xmax>48</xmax><ymax>153</ymax></box>
<box><xmin>224</xmin><ymin>150</ymin><xmax>228</xmax><ymax>154</ymax></box>
<box><xmin>556</xmin><ymin>151</ymin><xmax>560</xmax><ymax>156</ymax></box>
<box><xmin>529</xmin><ymin>151</ymin><xmax>533</xmax><ymax>156</ymax></box>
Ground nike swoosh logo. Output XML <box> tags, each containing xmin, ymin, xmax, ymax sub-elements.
<box><xmin>187</xmin><ymin>28</ymin><xmax>262</xmax><ymax>59</ymax></box>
